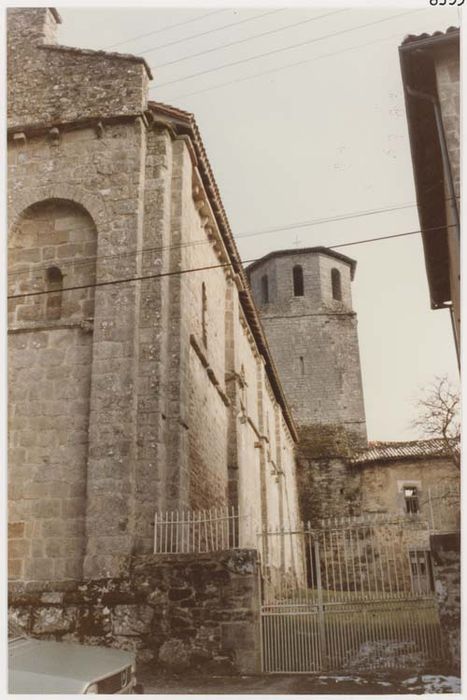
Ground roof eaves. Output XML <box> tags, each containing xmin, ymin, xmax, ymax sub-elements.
<box><xmin>148</xmin><ymin>100</ymin><xmax>299</xmax><ymax>442</ymax></box>
<box><xmin>350</xmin><ymin>438</ymin><xmax>457</xmax><ymax>466</ymax></box>
<box><xmin>399</xmin><ymin>35</ymin><xmax>453</xmax><ymax>306</ymax></box>
<box><xmin>400</xmin><ymin>26</ymin><xmax>459</xmax><ymax>50</ymax></box>
<box><xmin>245</xmin><ymin>246</ymin><xmax>357</xmax><ymax>280</ymax></box>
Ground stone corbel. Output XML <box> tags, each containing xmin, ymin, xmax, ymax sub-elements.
<box><xmin>48</xmin><ymin>127</ymin><xmax>60</xmax><ymax>146</ymax></box>
<box><xmin>95</xmin><ymin>121</ymin><xmax>105</xmax><ymax>139</ymax></box>
<box><xmin>13</xmin><ymin>132</ymin><xmax>26</xmax><ymax>147</ymax></box>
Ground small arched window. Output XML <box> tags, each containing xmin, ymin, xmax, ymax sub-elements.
<box><xmin>331</xmin><ymin>268</ymin><xmax>342</xmax><ymax>301</ymax></box>
<box><xmin>261</xmin><ymin>274</ymin><xmax>269</xmax><ymax>304</ymax></box>
<box><xmin>201</xmin><ymin>282</ymin><xmax>208</xmax><ymax>347</ymax></box>
<box><xmin>46</xmin><ymin>265</ymin><xmax>63</xmax><ymax>320</ymax></box>
<box><xmin>293</xmin><ymin>265</ymin><xmax>304</xmax><ymax>296</ymax></box>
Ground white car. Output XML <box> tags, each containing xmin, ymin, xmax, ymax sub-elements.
<box><xmin>8</xmin><ymin>621</ymin><xmax>143</xmax><ymax>694</ymax></box>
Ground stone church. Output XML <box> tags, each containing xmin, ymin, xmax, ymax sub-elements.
<box><xmin>7</xmin><ymin>7</ymin><xmax>301</xmax><ymax>590</ymax></box>
<box><xmin>7</xmin><ymin>7</ymin><xmax>459</xmax><ymax>672</ymax></box>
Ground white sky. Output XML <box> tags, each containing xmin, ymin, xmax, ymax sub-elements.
<box><xmin>56</xmin><ymin>3</ymin><xmax>461</xmax><ymax>442</ymax></box>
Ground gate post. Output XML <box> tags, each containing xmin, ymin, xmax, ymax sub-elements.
<box><xmin>314</xmin><ymin>538</ymin><xmax>328</xmax><ymax>670</ymax></box>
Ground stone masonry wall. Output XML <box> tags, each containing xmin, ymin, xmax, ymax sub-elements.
<box><xmin>8</xmin><ymin>199</ymin><xmax>97</xmax><ymax>584</ymax></box>
<box><xmin>434</xmin><ymin>44</ymin><xmax>460</xmax><ymax>350</ymax></box>
<box><xmin>7</xmin><ymin>8</ymin><xmax>149</xmax><ymax>129</ymax></box>
<box><xmin>355</xmin><ymin>457</ymin><xmax>459</xmax><ymax>528</ymax></box>
<box><xmin>8</xmin><ymin>549</ymin><xmax>261</xmax><ymax>675</ymax></box>
<box><xmin>8</xmin><ymin>7</ymin><xmax>301</xmax><ymax>588</ymax></box>
<box><xmin>435</xmin><ymin>45</ymin><xmax>460</xmax><ymax>198</ymax></box>
<box><xmin>430</xmin><ymin>533</ymin><xmax>460</xmax><ymax>673</ymax></box>
<box><xmin>248</xmin><ymin>250</ymin><xmax>367</xmax><ymax>446</ymax></box>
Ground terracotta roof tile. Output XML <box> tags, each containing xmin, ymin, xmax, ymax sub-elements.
<box><xmin>350</xmin><ymin>438</ymin><xmax>458</xmax><ymax>465</ymax></box>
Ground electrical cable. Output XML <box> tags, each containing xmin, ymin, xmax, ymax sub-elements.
<box><xmin>152</xmin><ymin>9</ymin><xmax>347</xmax><ymax>70</ymax></box>
<box><xmin>139</xmin><ymin>10</ymin><xmax>284</xmax><ymax>57</ymax></box>
<box><xmin>8</xmin><ymin>197</ymin><xmax>456</xmax><ymax>279</ymax></box>
<box><xmin>150</xmin><ymin>9</ymin><xmax>420</xmax><ymax>90</ymax></box>
<box><xmin>170</xmin><ymin>29</ymin><xmax>410</xmax><ymax>101</ymax></box>
<box><xmin>8</xmin><ymin>223</ymin><xmax>456</xmax><ymax>300</ymax></box>
<box><xmin>103</xmin><ymin>9</ymin><xmax>225</xmax><ymax>50</ymax></box>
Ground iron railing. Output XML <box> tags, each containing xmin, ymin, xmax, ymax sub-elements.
<box><xmin>153</xmin><ymin>505</ymin><xmax>254</xmax><ymax>554</ymax></box>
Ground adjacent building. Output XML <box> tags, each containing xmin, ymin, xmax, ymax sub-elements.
<box><xmin>399</xmin><ymin>27</ymin><xmax>460</xmax><ymax>365</ymax></box>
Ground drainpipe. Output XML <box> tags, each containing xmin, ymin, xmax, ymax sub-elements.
<box><xmin>406</xmin><ymin>85</ymin><xmax>461</xmax><ymax>370</ymax></box>
<box><xmin>449</xmin><ymin>305</ymin><xmax>461</xmax><ymax>369</ymax></box>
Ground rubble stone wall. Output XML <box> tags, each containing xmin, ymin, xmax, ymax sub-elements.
<box><xmin>7</xmin><ymin>7</ymin><xmax>148</xmax><ymax>129</ymax></box>
<box><xmin>8</xmin><ymin>550</ymin><xmax>261</xmax><ymax>675</ymax></box>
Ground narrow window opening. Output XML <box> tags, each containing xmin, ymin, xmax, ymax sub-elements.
<box><xmin>45</xmin><ymin>265</ymin><xmax>63</xmax><ymax>320</ymax></box>
<box><xmin>261</xmin><ymin>274</ymin><xmax>269</xmax><ymax>304</ymax></box>
<box><xmin>299</xmin><ymin>356</ymin><xmax>305</xmax><ymax>375</ymax></box>
<box><xmin>293</xmin><ymin>265</ymin><xmax>304</xmax><ymax>296</ymax></box>
<box><xmin>201</xmin><ymin>282</ymin><xmax>208</xmax><ymax>347</ymax></box>
<box><xmin>331</xmin><ymin>268</ymin><xmax>342</xmax><ymax>301</ymax></box>
<box><xmin>404</xmin><ymin>486</ymin><xmax>419</xmax><ymax>514</ymax></box>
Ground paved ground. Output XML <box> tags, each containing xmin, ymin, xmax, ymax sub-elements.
<box><xmin>139</xmin><ymin>669</ymin><xmax>461</xmax><ymax>695</ymax></box>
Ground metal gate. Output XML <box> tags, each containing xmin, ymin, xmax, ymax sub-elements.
<box><xmin>258</xmin><ymin>515</ymin><xmax>444</xmax><ymax>673</ymax></box>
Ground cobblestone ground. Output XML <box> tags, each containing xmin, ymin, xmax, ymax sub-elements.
<box><xmin>139</xmin><ymin>669</ymin><xmax>461</xmax><ymax>695</ymax></box>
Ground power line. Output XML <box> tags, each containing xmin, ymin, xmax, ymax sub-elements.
<box><xmin>7</xmin><ymin>198</ymin><xmax>424</xmax><ymax>279</ymax></box>
<box><xmin>237</xmin><ymin>201</ymin><xmax>419</xmax><ymax>240</ymax></box>
<box><xmin>152</xmin><ymin>9</ymin><xmax>347</xmax><ymax>70</ymax></box>
<box><xmin>150</xmin><ymin>9</ymin><xmax>420</xmax><ymax>90</ymax></box>
<box><xmin>103</xmin><ymin>9</ymin><xmax>225</xmax><ymax>50</ymax></box>
<box><xmin>140</xmin><ymin>9</ymin><xmax>284</xmax><ymax>57</ymax></box>
<box><xmin>171</xmin><ymin>29</ymin><xmax>407</xmax><ymax>101</ymax></box>
<box><xmin>8</xmin><ymin>224</ymin><xmax>455</xmax><ymax>300</ymax></box>
<box><xmin>8</xmin><ymin>198</ymin><xmax>457</xmax><ymax>279</ymax></box>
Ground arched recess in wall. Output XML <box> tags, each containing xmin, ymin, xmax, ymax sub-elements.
<box><xmin>8</xmin><ymin>198</ymin><xmax>98</xmax><ymax>324</ymax></box>
<box><xmin>7</xmin><ymin>197</ymin><xmax>98</xmax><ymax>584</ymax></box>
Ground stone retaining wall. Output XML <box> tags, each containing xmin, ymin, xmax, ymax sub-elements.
<box><xmin>8</xmin><ymin>549</ymin><xmax>260</xmax><ymax>675</ymax></box>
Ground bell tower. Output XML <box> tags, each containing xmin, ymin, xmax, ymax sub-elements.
<box><xmin>247</xmin><ymin>246</ymin><xmax>367</xmax><ymax>448</ymax></box>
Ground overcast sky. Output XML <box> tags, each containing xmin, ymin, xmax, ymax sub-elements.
<box><xmin>57</xmin><ymin>3</ymin><xmax>460</xmax><ymax>442</ymax></box>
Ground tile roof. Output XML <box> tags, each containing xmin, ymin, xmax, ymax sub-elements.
<box><xmin>400</xmin><ymin>26</ymin><xmax>459</xmax><ymax>48</ymax></box>
<box><xmin>350</xmin><ymin>438</ymin><xmax>458</xmax><ymax>465</ymax></box>
<box><xmin>245</xmin><ymin>247</ymin><xmax>357</xmax><ymax>279</ymax></box>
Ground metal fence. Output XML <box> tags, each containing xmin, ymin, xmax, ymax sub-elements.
<box><xmin>259</xmin><ymin>514</ymin><xmax>444</xmax><ymax>673</ymax></box>
<box><xmin>153</xmin><ymin>506</ymin><xmax>252</xmax><ymax>554</ymax></box>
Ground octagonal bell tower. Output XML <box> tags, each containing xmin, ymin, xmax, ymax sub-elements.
<box><xmin>247</xmin><ymin>246</ymin><xmax>367</xmax><ymax>452</ymax></box>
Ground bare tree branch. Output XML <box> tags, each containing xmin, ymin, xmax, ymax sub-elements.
<box><xmin>411</xmin><ymin>376</ymin><xmax>460</xmax><ymax>469</ymax></box>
